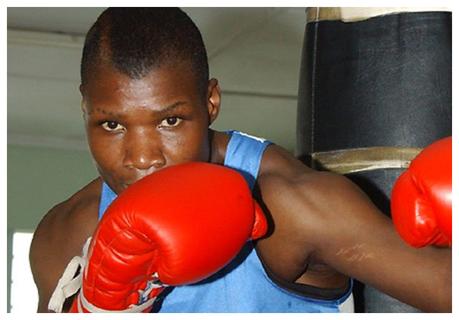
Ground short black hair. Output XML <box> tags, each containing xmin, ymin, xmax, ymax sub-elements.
<box><xmin>81</xmin><ymin>8</ymin><xmax>209</xmax><ymax>97</ymax></box>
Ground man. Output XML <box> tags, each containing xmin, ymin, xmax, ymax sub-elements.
<box><xmin>29</xmin><ymin>8</ymin><xmax>451</xmax><ymax>313</ymax></box>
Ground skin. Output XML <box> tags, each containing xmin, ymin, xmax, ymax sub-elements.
<box><xmin>29</xmin><ymin>61</ymin><xmax>452</xmax><ymax>313</ymax></box>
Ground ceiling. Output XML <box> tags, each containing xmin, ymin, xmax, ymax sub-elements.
<box><xmin>7</xmin><ymin>7</ymin><xmax>307</xmax><ymax>152</ymax></box>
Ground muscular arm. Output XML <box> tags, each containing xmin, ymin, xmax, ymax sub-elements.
<box><xmin>29</xmin><ymin>179</ymin><xmax>100</xmax><ymax>312</ymax></box>
<box><xmin>257</xmin><ymin>145</ymin><xmax>451</xmax><ymax>312</ymax></box>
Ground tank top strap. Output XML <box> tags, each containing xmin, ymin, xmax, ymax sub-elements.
<box><xmin>224</xmin><ymin>130</ymin><xmax>272</xmax><ymax>190</ymax></box>
<box><xmin>98</xmin><ymin>181</ymin><xmax>117</xmax><ymax>220</ymax></box>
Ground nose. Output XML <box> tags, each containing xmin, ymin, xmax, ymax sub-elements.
<box><xmin>123</xmin><ymin>129</ymin><xmax>166</xmax><ymax>171</ymax></box>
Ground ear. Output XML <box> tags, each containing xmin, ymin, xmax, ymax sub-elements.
<box><xmin>81</xmin><ymin>100</ymin><xmax>87</xmax><ymax>120</ymax></box>
<box><xmin>79</xmin><ymin>84</ymin><xmax>88</xmax><ymax>119</ymax></box>
<box><xmin>206</xmin><ymin>78</ymin><xmax>221</xmax><ymax>125</ymax></box>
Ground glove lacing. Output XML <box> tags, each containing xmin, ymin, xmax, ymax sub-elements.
<box><xmin>77</xmin><ymin>276</ymin><xmax>163</xmax><ymax>313</ymax></box>
<box><xmin>48</xmin><ymin>237</ymin><xmax>91</xmax><ymax>312</ymax></box>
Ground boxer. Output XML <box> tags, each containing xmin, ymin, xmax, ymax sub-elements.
<box><xmin>30</xmin><ymin>8</ymin><xmax>451</xmax><ymax>313</ymax></box>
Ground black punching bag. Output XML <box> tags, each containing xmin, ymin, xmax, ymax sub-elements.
<box><xmin>296</xmin><ymin>8</ymin><xmax>451</xmax><ymax>312</ymax></box>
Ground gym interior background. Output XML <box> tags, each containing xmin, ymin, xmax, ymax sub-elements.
<box><xmin>7</xmin><ymin>7</ymin><xmax>305</xmax><ymax>313</ymax></box>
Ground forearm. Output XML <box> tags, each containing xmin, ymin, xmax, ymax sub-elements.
<box><xmin>320</xmin><ymin>219</ymin><xmax>452</xmax><ymax>312</ymax></box>
<box><xmin>367</xmin><ymin>245</ymin><xmax>451</xmax><ymax>312</ymax></box>
<box><xmin>398</xmin><ymin>247</ymin><xmax>451</xmax><ymax>312</ymax></box>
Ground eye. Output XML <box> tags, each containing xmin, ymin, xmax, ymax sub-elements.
<box><xmin>101</xmin><ymin>121</ymin><xmax>125</xmax><ymax>132</ymax></box>
<box><xmin>160</xmin><ymin>117</ymin><xmax>182</xmax><ymax>127</ymax></box>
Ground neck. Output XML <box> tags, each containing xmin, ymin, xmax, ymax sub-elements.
<box><xmin>209</xmin><ymin>129</ymin><xmax>230</xmax><ymax>165</ymax></box>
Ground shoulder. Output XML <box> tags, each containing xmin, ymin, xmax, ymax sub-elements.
<box><xmin>257</xmin><ymin>144</ymin><xmax>376</xmax><ymax>249</ymax></box>
<box><xmin>258</xmin><ymin>144</ymin><xmax>358</xmax><ymax>209</ymax></box>
<box><xmin>30</xmin><ymin>178</ymin><xmax>102</xmax><ymax>312</ymax></box>
<box><xmin>31</xmin><ymin>177</ymin><xmax>102</xmax><ymax>253</ymax></box>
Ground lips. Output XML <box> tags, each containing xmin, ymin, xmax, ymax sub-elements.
<box><xmin>121</xmin><ymin>176</ymin><xmax>149</xmax><ymax>189</ymax></box>
<box><xmin>120</xmin><ymin>167</ymin><xmax>168</xmax><ymax>190</ymax></box>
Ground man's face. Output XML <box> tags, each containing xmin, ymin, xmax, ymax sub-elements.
<box><xmin>80</xmin><ymin>63</ymin><xmax>220</xmax><ymax>194</ymax></box>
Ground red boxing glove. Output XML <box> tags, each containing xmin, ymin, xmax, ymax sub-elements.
<box><xmin>49</xmin><ymin>162</ymin><xmax>267</xmax><ymax>312</ymax></box>
<box><xmin>391</xmin><ymin>137</ymin><xmax>452</xmax><ymax>247</ymax></box>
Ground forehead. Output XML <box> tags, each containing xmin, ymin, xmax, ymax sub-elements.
<box><xmin>81</xmin><ymin>62</ymin><xmax>201</xmax><ymax>108</ymax></box>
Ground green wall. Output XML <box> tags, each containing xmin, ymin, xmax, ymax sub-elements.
<box><xmin>8</xmin><ymin>145</ymin><xmax>97</xmax><ymax>231</ymax></box>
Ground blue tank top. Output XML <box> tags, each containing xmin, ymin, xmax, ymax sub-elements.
<box><xmin>98</xmin><ymin>130</ymin><xmax>352</xmax><ymax>312</ymax></box>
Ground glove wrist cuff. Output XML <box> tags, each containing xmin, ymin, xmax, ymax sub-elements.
<box><xmin>77</xmin><ymin>290</ymin><xmax>158</xmax><ymax>313</ymax></box>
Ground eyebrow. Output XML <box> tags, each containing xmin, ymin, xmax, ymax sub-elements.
<box><xmin>88</xmin><ymin>101</ymin><xmax>188</xmax><ymax>117</ymax></box>
<box><xmin>155</xmin><ymin>101</ymin><xmax>188</xmax><ymax>116</ymax></box>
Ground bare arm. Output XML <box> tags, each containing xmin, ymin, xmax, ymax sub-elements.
<box><xmin>30</xmin><ymin>206</ymin><xmax>73</xmax><ymax>312</ymax></box>
<box><xmin>29</xmin><ymin>180</ymin><xmax>100</xmax><ymax>312</ymax></box>
<box><xmin>259</xmin><ymin>170</ymin><xmax>451</xmax><ymax>312</ymax></box>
